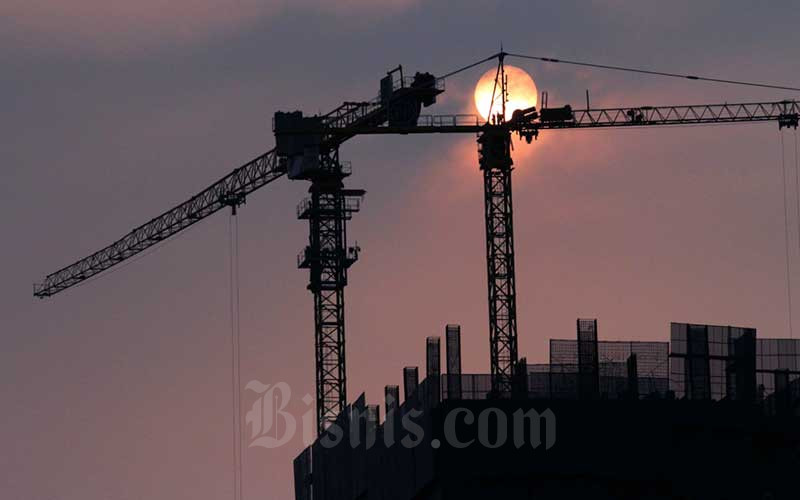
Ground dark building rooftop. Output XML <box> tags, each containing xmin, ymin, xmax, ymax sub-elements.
<box><xmin>295</xmin><ymin>320</ymin><xmax>800</xmax><ymax>500</ymax></box>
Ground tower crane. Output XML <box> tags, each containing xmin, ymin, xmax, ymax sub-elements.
<box><xmin>34</xmin><ymin>52</ymin><xmax>800</xmax><ymax>434</ymax></box>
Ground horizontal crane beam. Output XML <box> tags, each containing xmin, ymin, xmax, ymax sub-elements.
<box><xmin>35</xmin><ymin>66</ymin><xmax>444</xmax><ymax>299</ymax></box>
<box><xmin>542</xmin><ymin>100</ymin><xmax>800</xmax><ymax>129</ymax></box>
<box><xmin>324</xmin><ymin>100</ymin><xmax>800</xmax><ymax>135</ymax></box>
<box><xmin>34</xmin><ymin>149</ymin><xmax>284</xmax><ymax>298</ymax></box>
<box><xmin>34</xmin><ymin>98</ymin><xmax>799</xmax><ymax>298</ymax></box>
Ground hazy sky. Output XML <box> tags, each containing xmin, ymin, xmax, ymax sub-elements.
<box><xmin>3</xmin><ymin>1</ymin><xmax>800</xmax><ymax>498</ymax></box>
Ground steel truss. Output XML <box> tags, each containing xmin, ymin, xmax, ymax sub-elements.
<box><xmin>34</xmin><ymin>150</ymin><xmax>284</xmax><ymax>297</ymax></box>
<box><xmin>478</xmin><ymin>129</ymin><xmax>519</xmax><ymax>395</ymax></box>
<box><xmin>297</xmin><ymin>150</ymin><xmax>364</xmax><ymax>433</ymax></box>
<box><xmin>32</xmin><ymin>58</ymin><xmax>800</xmax><ymax>437</ymax></box>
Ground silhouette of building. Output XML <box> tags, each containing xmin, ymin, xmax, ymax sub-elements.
<box><xmin>294</xmin><ymin>321</ymin><xmax>800</xmax><ymax>500</ymax></box>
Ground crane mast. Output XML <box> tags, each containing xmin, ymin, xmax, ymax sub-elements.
<box><xmin>478</xmin><ymin>54</ymin><xmax>520</xmax><ymax>394</ymax></box>
<box><xmin>295</xmin><ymin>151</ymin><xmax>363</xmax><ymax>434</ymax></box>
<box><xmin>274</xmin><ymin>67</ymin><xmax>443</xmax><ymax>432</ymax></box>
<box><xmin>34</xmin><ymin>54</ymin><xmax>800</xmax><ymax>433</ymax></box>
<box><xmin>479</xmin><ymin>127</ymin><xmax>519</xmax><ymax>395</ymax></box>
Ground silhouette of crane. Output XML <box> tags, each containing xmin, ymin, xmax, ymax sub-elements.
<box><xmin>33</xmin><ymin>51</ymin><xmax>800</xmax><ymax>434</ymax></box>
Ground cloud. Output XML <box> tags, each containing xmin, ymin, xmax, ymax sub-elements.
<box><xmin>0</xmin><ymin>0</ymin><xmax>419</xmax><ymax>56</ymax></box>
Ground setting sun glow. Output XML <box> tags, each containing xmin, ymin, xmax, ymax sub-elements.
<box><xmin>474</xmin><ymin>65</ymin><xmax>538</xmax><ymax>122</ymax></box>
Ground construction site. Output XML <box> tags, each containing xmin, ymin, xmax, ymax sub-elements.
<box><xmin>30</xmin><ymin>49</ymin><xmax>800</xmax><ymax>499</ymax></box>
<box><xmin>294</xmin><ymin>320</ymin><xmax>800</xmax><ymax>499</ymax></box>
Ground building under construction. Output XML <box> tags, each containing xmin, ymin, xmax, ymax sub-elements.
<box><xmin>294</xmin><ymin>320</ymin><xmax>800</xmax><ymax>500</ymax></box>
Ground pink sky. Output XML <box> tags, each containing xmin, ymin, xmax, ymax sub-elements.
<box><xmin>2</xmin><ymin>1</ymin><xmax>800</xmax><ymax>498</ymax></box>
<box><xmin>1</xmin><ymin>0</ymin><xmax>419</xmax><ymax>54</ymax></box>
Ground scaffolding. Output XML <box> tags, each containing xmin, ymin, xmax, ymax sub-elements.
<box><xmin>296</xmin><ymin>319</ymin><xmax>800</xmax><ymax>500</ymax></box>
<box><xmin>756</xmin><ymin>338</ymin><xmax>800</xmax><ymax>414</ymax></box>
<box><xmin>669</xmin><ymin>323</ymin><xmax>758</xmax><ymax>401</ymax></box>
<box><xmin>545</xmin><ymin>338</ymin><xmax>669</xmax><ymax>400</ymax></box>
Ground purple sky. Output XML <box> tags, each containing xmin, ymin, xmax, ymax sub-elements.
<box><xmin>3</xmin><ymin>1</ymin><xmax>800</xmax><ymax>498</ymax></box>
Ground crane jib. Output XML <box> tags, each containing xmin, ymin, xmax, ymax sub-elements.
<box><xmin>33</xmin><ymin>98</ymin><xmax>800</xmax><ymax>297</ymax></box>
<box><xmin>33</xmin><ymin>149</ymin><xmax>284</xmax><ymax>297</ymax></box>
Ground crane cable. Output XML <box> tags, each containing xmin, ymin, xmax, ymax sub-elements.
<box><xmin>780</xmin><ymin>131</ymin><xmax>794</xmax><ymax>339</ymax></box>
<box><xmin>439</xmin><ymin>52</ymin><xmax>499</xmax><ymax>80</ymax></box>
<box><xmin>795</xmin><ymin>129</ymin><xmax>800</xmax><ymax>261</ymax></box>
<box><xmin>229</xmin><ymin>212</ymin><xmax>243</xmax><ymax>500</ymax></box>
<box><xmin>794</xmin><ymin>128</ymin><xmax>800</xmax><ymax>339</ymax></box>
<box><xmin>505</xmin><ymin>52</ymin><xmax>800</xmax><ymax>92</ymax></box>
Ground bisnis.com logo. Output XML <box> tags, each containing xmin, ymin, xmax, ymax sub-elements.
<box><xmin>244</xmin><ymin>380</ymin><xmax>556</xmax><ymax>451</ymax></box>
<box><xmin>245</xmin><ymin>381</ymin><xmax>315</xmax><ymax>449</ymax></box>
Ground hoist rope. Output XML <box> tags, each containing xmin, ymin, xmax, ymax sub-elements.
<box><xmin>229</xmin><ymin>213</ymin><xmax>243</xmax><ymax>500</ymax></box>
<box><xmin>795</xmin><ymin>129</ymin><xmax>800</xmax><ymax>256</ymax></box>
<box><xmin>235</xmin><ymin>214</ymin><xmax>243</xmax><ymax>500</ymax></box>
<box><xmin>794</xmin><ymin>129</ymin><xmax>799</xmax><ymax>339</ymax></box>
<box><xmin>780</xmin><ymin>131</ymin><xmax>794</xmax><ymax>339</ymax></box>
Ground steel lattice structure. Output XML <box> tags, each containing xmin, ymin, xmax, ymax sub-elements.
<box><xmin>478</xmin><ymin>129</ymin><xmax>519</xmax><ymax>394</ymax></box>
<box><xmin>297</xmin><ymin>152</ymin><xmax>364</xmax><ymax>433</ymax></box>
<box><xmin>554</xmin><ymin>100</ymin><xmax>800</xmax><ymax>128</ymax></box>
<box><xmin>34</xmin><ymin>150</ymin><xmax>283</xmax><ymax>297</ymax></box>
<box><xmin>33</xmin><ymin>53</ymin><xmax>800</xmax><ymax>433</ymax></box>
<box><xmin>329</xmin><ymin>100</ymin><xmax>800</xmax><ymax>136</ymax></box>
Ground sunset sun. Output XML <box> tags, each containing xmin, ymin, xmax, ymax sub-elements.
<box><xmin>474</xmin><ymin>65</ymin><xmax>538</xmax><ymax>122</ymax></box>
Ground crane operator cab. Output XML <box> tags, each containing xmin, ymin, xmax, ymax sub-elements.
<box><xmin>275</xmin><ymin>66</ymin><xmax>443</xmax><ymax>180</ymax></box>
